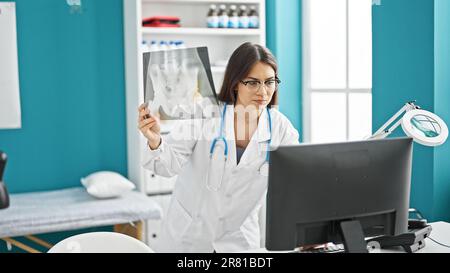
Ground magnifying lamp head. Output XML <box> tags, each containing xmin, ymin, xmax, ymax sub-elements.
<box><xmin>401</xmin><ymin>109</ymin><xmax>449</xmax><ymax>147</ymax></box>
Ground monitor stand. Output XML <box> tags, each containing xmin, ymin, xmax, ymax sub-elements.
<box><xmin>339</xmin><ymin>220</ymin><xmax>369</xmax><ymax>253</ymax></box>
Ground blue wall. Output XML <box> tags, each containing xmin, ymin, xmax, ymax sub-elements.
<box><xmin>373</xmin><ymin>0</ymin><xmax>435</xmax><ymax>219</ymax></box>
<box><xmin>373</xmin><ymin>0</ymin><xmax>450</xmax><ymax>221</ymax></box>
<box><xmin>0</xmin><ymin>0</ymin><xmax>125</xmax><ymax>252</ymax></box>
<box><xmin>0</xmin><ymin>0</ymin><xmax>128</xmax><ymax>194</ymax></box>
<box><xmin>433</xmin><ymin>0</ymin><xmax>450</xmax><ymax>221</ymax></box>
<box><xmin>266</xmin><ymin>0</ymin><xmax>302</xmax><ymax>134</ymax></box>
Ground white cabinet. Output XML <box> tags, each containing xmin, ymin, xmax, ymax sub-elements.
<box><xmin>123</xmin><ymin>0</ymin><xmax>266</xmax><ymax>244</ymax></box>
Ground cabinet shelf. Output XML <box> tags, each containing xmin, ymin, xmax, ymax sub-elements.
<box><xmin>141</xmin><ymin>27</ymin><xmax>261</xmax><ymax>36</ymax></box>
<box><xmin>143</xmin><ymin>0</ymin><xmax>261</xmax><ymax>4</ymax></box>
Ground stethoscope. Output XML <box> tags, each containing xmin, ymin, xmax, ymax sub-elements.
<box><xmin>206</xmin><ymin>105</ymin><xmax>272</xmax><ymax>192</ymax></box>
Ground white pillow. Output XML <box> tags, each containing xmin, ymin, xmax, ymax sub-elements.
<box><xmin>81</xmin><ymin>171</ymin><xmax>136</xmax><ymax>199</ymax></box>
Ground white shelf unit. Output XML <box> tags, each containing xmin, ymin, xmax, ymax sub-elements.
<box><xmin>123</xmin><ymin>0</ymin><xmax>266</xmax><ymax>245</ymax></box>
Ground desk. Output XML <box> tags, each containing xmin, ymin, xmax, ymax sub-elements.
<box><xmin>0</xmin><ymin>187</ymin><xmax>162</xmax><ymax>253</ymax></box>
<box><xmin>247</xmin><ymin>222</ymin><xmax>450</xmax><ymax>253</ymax></box>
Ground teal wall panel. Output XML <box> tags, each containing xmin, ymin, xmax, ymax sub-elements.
<box><xmin>372</xmin><ymin>0</ymin><xmax>435</xmax><ymax>218</ymax></box>
<box><xmin>0</xmin><ymin>0</ymin><xmax>127</xmax><ymax>194</ymax></box>
<box><xmin>433</xmin><ymin>0</ymin><xmax>450</xmax><ymax>221</ymax></box>
<box><xmin>266</xmin><ymin>0</ymin><xmax>302</xmax><ymax>135</ymax></box>
<box><xmin>0</xmin><ymin>0</ymin><xmax>124</xmax><ymax>252</ymax></box>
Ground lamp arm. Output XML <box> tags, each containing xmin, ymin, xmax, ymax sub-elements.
<box><xmin>370</xmin><ymin>104</ymin><xmax>408</xmax><ymax>139</ymax></box>
<box><xmin>372</xmin><ymin>119</ymin><xmax>403</xmax><ymax>139</ymax></box>
<box><xmin>370</xmin><ymin>102</ymin><xmax>419</xmax><ymax>140</ymax></box>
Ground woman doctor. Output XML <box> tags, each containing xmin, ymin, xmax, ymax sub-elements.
<box><xmin>138</xmin><ymin>43</ymin><xmax>300</xmax><ymax>253</ymax></box>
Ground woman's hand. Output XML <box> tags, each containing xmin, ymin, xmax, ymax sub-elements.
<box><xmin>138</xmin><ymin>103</ymin><xmax>161</xmax><ymax>150</ymax></box>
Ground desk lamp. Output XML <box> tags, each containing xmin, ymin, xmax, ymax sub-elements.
<box><xmin>370</xmin><ymin>101</ymin><xmax>448</xmax><ymax>147</ymax></box>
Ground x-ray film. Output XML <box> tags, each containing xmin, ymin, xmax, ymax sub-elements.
<box><xmin>143</xmin><ymin>47</ymin><xmax>219</xmax><ymax>120</ymax></box>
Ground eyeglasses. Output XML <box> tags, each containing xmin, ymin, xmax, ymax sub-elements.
<box><xmin>240</xmin><ymin>78</ymin><xmax>281</xmax><ymax>92</ymax></box>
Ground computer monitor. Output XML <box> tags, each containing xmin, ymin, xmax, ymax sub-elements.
<box><xmin>266</xmin><ymin>137</ymin><xmax>413</xmax><ymax>253</ymax></box>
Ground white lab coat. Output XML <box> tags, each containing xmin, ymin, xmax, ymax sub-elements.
<box><xmin>142</xmin><ymin>104</ymin><xmax>300</xmax><ymax>253</ymax></box>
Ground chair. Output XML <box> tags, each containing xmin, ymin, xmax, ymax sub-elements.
<box><xmin>48</xmin><ymin>232</ymin><xmax>154</xmax><ymax>253</ymax></box>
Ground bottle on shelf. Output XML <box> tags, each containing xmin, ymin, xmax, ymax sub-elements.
<box><xmin>175</xmin><ymin>40</ymin><xmax>186</xmax><ymax>49</ymax></box>
<box><xmin>159</xmin><ymin>41</ymin><xmax>169</xmax><ymax>51</ymax></box>
<box><xmin>218</xmin><ymin>4</ymin><xmax>229</xmax><ymax>28</ymax></box>
<box><xmin>149</xmin><ymin>40</ymin><xmax>159</xmax><ymax>52</ymax></box>
<box><xmin>207</xmin><ymin>4</ymin><xmax>219</xmax><ymax>28</ymax></box>
<box><xmin>169</xmin><ymin>41</ymin><xmax>178</xmax><ymax>50</ymax></box>
<box><xmin>248</xmin><ymin>5</ymin><xmax>259</xmax><ymax>29</ymax></box>
<box><xmin>228</xmin><ymin>5</ymin><xmax>239</xmax><ymax>29</ymax></box>
<box><xmin>141</xmin><ymin>40</ymin><xmax>150</xmax><ymax>52</ymax></box>
<box><xmin>238</xmin><ymin>5</ymin><xmax>249</xmax><ymax>29</ymax></box>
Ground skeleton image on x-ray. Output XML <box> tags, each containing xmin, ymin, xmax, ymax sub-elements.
<box><xmin>143</xmin><ymin>47</ymin><xmax>219</xmax><ymax>120</ymax></box>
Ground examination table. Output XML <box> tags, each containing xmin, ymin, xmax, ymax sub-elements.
<box><xmin>0</xmin><ymin>187</ymin><xmax>162</xmax><ymax>253</ymax></box>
